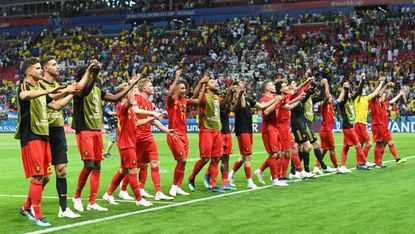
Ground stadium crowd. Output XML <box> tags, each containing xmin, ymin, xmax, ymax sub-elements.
<box><xmin>1</xmin><ymin>8</ymin><xmax>415</xmax><ymax>119</ymax></box>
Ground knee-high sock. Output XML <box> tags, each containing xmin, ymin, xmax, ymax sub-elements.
<box><xmin>107</xmin><ymin>171</ymin><xmax>124</xmax><ymax>195</ymax></box>
<box><xmin>129</xmin><ymin>173</ymin><xmax>142</xmax><ymax>201</ymax></box>
<box><xmin>259</xmin><ymin>158</ymin><xmax>270</xmax><ymax>172</ymax></box>
<box><xmin>29</xmin><ymin>180</ymin><xmax>43</xmax><ymax>220</ymax></box>
<box><xmin>189</xmin><ymin>159</ymin><xmax>207</xmax><ymax>180</ymax></box>
<box><xmin>355</xmin><ymin>145</ymin><xmax>366</xmax><ymax>165</ymax></box>
<box><xmin>314</xmin><ymin>149</ymin><xmax>327</xmax><ymax>169</ymax></box>
<box><xmin>269</xmin><ymin>157</ymin><xmax>278</xmax><ymax>180</ymax></box>
<box><xmin>173</xmin><ymin>163</ymin><xmax>185</xmax><ymax>186</ymax></box>
<box><xmin>139</xmin><ymin>164</ymin><xmax>148</xmax><ymax>189</ymax></box>
<box><xmin>281</xmin><ymin>156</ymin><xmax>290</xmax><ymax>178</ymax></box>
<box><xmin>74</xmin><ymin>168</ymin><xmax>91</xmax><ymax>199</ymax></box>
<box><xmin>56</xmin><ymin>177</ymin><xmax>67</xmax><ymax>211</ymax></box>
<box><xmin>232</xmin><ymin>160</ymin><xmax>243</xmax><ymax>173</ymax></box>
<box><xmin>291</xmin><ymin>151</ymin><xmax>303</xmax><ymax>172</ymax></box>
<box><xmin>315</xmin><ymin>149</ymin><xmax>327</xmax><ymax>167</ymax></box>
<box><xmin>89</xmin><ymin>170</ymin><xmax>101</xmax><ymax>204</ymax></box>
<box><xmin>299</xmin><ymin>152</ymin><xmax>310</xmax><ymax>172</ymax></box>
<box><xmin>208</xmin><ymin>160</ymin><xmax>219</xmax><ymax>188</ymax></box>
<box><xmin>329</xmin><ymin>151</ymin><xmax>338</xmax><ymax>168</ymax></box>
<box><xmin>121</xmin><ymin>176</ymin><xmax>129</xmax><ymax>191</ymax></box>
<box><xmin>374</xmin><ymin>144</ymin><xmax>383</xmax><ymax>165</ymax></box>
<box><xmin>244</xmin><ymin>164</ymin><xmax>252</xmax><ymax>179</ymax></box>
<box><xmin>363</xmin><ymin>145</ymin><xmax>371</xmax><ymax>159</ymax></box>
<box><xmin>389</xmin><ymin>143</ymin><xmax>399</xmax><ymax>160</ymax></box>
<box><xmin>341</xmin><ymin>145</ymin><xmax>350</xmax><ymax>166</ymax></box>
<box><xmin>275</xmin><ymin>157</ymin><xmax>282</xmax><ymax>178</ymax></box>
<box><xmin>151</xmin><ymin>166</ymin><xmax>161</xmax><ymax>192</ymax></box>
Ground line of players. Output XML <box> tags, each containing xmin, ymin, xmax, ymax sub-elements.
<box><xmin>16</xmin><ymin>57</ymin><xmax>407</xmax><ymax>227</ymax></box>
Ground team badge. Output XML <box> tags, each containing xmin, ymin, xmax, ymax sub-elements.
<box><xmin>132</xmin><ymin>159</ymin><xmax>137</xmax><ymax>164</ymax></box>
<box><xmin>84</xmin><ymin>151</ymin><xmax>89</xmax><ymax>156</ymax></box>
<box><xmin>179</xmin><ymin>152</ymin><xmax>183</xmax><ymax>156</ymax></box>
<box><xmin>245</xmin><ymin>147</ymin><xmax>249</xmax><ymax>152</ymax></box>
<box><xmin>35</xmin><ymin>165</ymin><xmax>41</xmax><ymax>172</ymax></box>
<box><xmin>272</xmin><ymin>146</ymin><xmax>277</xmax><ymax>150</ymax></box>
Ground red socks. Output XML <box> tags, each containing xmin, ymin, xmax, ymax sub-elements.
<box><xmin>232</xmin><ymin>160</ymin><xmax>243</xmax><ymax>173</ymax></box>
<box><xmin>151</xmin><ymin>166</ymin><xmax>161</xmax><ymax>192</ymax></box>
<box><xmin>341</xmin><ymin>145</ymin><xmax>349</xmax><ymax>166</ymax></box>
<box><xmin>129</xmin><ymin>173</ymin><xmax>142</xmax><ymax>201</ymax></box>
<box><xmin>29</xmin><ymin>180</ymin><xmax>43</xmax><ymax>220</ymax></box>
<box><xmin>259</xmin><ymin>158</ymin><xmax>270</xmax><ymax>172</ymax></box>
<box><xmin>221</xmin><ymin>171</ymin><xmax>229</xmax><ymax>186</ymax></box>
<box><xmin>107</xmin><ymin>171</ymin><xmax>124</xmax><ymax>195</ymax></box>
<box><xmin>363</xmin><ymin>145</ymin><xmax>371</xmax><ymax>158</ymax></box>
<box><xmin>269</xmin><ymin>157</ymin><xmax>278</xmax><ymax>180</ymax></box>
<box><xmin>291</xmin><ymin>152</ymin><xmax>303</xmax><ymax>171</ymax></box>
<box><xmin>189</xmin><ymin>159</ymin><xmax>206</xmax><ymax>180</ymax></box>
<box><xmin>74</xmin><ymin>168</ymin><xmax>91</xmax><ymax>199</ymax></box>
<box><xmin>121</xmin><ymin>176</ymin><xmax>129</xmax><ymax>191</ymax></box>
<box><xmin>89</xmin><ymin>170</ymin><xmax>100</xmax><ymax>204</ymax></box>
<box><xmin>275</xmin><ymin>157</ymin><xmax>282</xmax><ymax>178</ymax></box>
<box><xmin>139</xmin><ymin>163</ymin><xmax>148</xmax><ymax>189</ymax></box>
<box><xmin>355</xmin><ymin>145</ymin><xmax>366</xmax><ymax>165</ymax></box>
<box><xmin>173</xmin><ymin>163</ymin><xmax>185</xmax><ymax>187</ymax></box>
<box><xmin>281</xmin><ymin>156</ymin><xmax>290</xmax><ymax>178</ymax></box>
<box><xmin>208</xmin><ymin>160</ymin><xmax>219</xmax><ymax>188</ymax></box>
<box><xmin>329</xmin><ymin>151</ymin><xmax>338</xmax><ymax>168</ymax></box>
<box><xmin>244</xmin><ymin>166</ymin><xmax>252</xmax><ymax>179</ymax></box>
<box><xmin>374</xmin><ymin>144</ymin><xmax>384</xmax><ymax>165</ymax></box>
<box><xmin>389</xmin><ymin>143</ymin><xmax>399</xmax><ymax>160</ymax></box>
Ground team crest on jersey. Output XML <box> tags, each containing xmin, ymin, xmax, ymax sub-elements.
<box><xmin>132</xmin><ymin>159</ymin><xmax>137</xmax><ymax>164</ymax></box>
<box><xmin>35</xmin><ymin>165</ymin><xmax>41</xmax><ymax>172</ymax></box>
<box><xmin>245</xmin><ymin>147</ymin><xmax>249</xmax><ymax>152</ymax></box>
<box><xmin>83</xmin><ymin>151</ymin><xmax>89</xmax><ymax>156</ymax></box>
<box><xmin>272</xmin><ymin>146</ymin><xmax>277</xmax><ymax>150</ymax></box>
<box><xmin>179</xmin><ymin>151</ymin><xmax>183</xmax><ymax>156</ymax></box>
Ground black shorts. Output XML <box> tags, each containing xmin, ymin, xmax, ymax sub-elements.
<box><xmin>305</xmin><ymin>120</ymin><xmax>318</xmax><ymax>144</ymax></box>
<box><xmin>49</xmin><ymin>127</ymin><xmax>68</xmax><ymax>165</ymax></box>
<box><xmin>292</xmin><ymin>124</ymin><xmax>317</xmax><ymax>144</ymax></box>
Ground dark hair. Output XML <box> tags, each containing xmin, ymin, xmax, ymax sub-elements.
<box><xmin>21</xmin><ymin>57</ymin><xmax>40</xmax><ymax>76</ymax></box>
<box><xmin>261</xmin><ymin>80</ymin><xmax>272</xmax><ymax>92</ymax></box>
<box><xmin>76</xmin><ymin>66</ymin><xmax>88</xmax><ymax>82</ymax></box>
<box><xmin>274</xmin><ymin>80</ymin><xmax>284</xmax><ymax>95</ymax></box>
<box><xmin>40</xmin><ymin>56</ymin><xmax>55</xmax><ymax>68</ymax></box>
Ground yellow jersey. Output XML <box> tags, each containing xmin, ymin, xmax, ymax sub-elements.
<box><xmin>354</xmin><ymin>93</ymin><xmax>374</xmax><ymax>124</ymax></box>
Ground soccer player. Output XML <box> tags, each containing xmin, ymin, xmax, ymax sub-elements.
<box><xmin>353</xmin><ymin>73</ymin><xmax>385</xmax><ymax>159</ymax></box>
<box><xmin>39</xmin><ymin>56</ymin><xmax>83</xmax><ymax>218</ymax></box>
<box><xmin>72</xmin><ymin>61</ymin><xmax>139</xmax><ymax>212</ymax></box>
<box><xmin>135</xmin><ymin>78</ymin><xmax>176</xmax><ymax>200</ymax></box>
<box><xmin>337</xmin><ymin>79</ymin><xmax>370</xmax><ymax>172</ymax></box>
<box><xmin>188</xmin><ymin>78</ymin><xmax>224</xmax><ymax>192</ymax></box>
<box><xmin>204</xmin><ymin>85</ymin><xmax>236</xmax><ymax>190</ymax></box>
<box><xmin>166</xmin><ymin>69</ymin><xmax>205</xmax><ymax>196</ymax></box>
<box><xmin>370</xmin><ymin>85</ymin><xmax>407</xmax><ymax>167</ymax></box>
<box><xmin>316</xmin><ymin>78</ymin><xmax>339</xmax><ymax>172</ymax></box>
<box><xmin>103</xmin><ymin>102</ymin><xmax>117</xmax><ymax>158</ymax></box>
<box><xmin>17</xmin><ymin>57</ymin><xmax>76</xmax><ymax>226</ymax></box>
<box><xmin>290</xmin><ymin>78</ymin><xmax>334</xmax><ymax>175</ymax></box>
<box><xmin>272</xmin><ymin>79</ymin><xmax>311</xmax><ymax>180</ymax></box>
<box><xmin>102</xmin><ymin>80</ymin><xmax>156</xmax><ymax>207</ymax></box>
<box><xmin>254</xmin><ymin>80</ymin><xmax>287</xmax><ymax>186</ymax></box>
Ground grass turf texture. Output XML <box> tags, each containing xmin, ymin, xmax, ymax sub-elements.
<box><xmin>0</xmin><ymin>132</ymin><xmax>414</xmax><ymax>233</ymax></box>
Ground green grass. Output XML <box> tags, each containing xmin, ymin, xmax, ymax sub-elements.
<box><xmin>1</xmin><ymin>133</ymin><xmax>415</xmax><ymax>233</ymax></box>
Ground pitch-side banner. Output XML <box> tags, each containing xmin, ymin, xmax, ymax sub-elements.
<box><xmin>1</xmin><ymin>121</ymin><xmax>415</xmax><ymax>133</ymax></box>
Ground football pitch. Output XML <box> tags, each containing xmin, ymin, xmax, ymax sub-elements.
<box><xmin>1</xmin><ymin>132</ymin><xmax>414</xmax><ymax>233</ymax></box>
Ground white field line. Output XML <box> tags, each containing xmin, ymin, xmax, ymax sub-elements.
<box><xmin>23</xmin><ymin>155</ymin><xmax>415</xmax><ymax>234</ymax></box>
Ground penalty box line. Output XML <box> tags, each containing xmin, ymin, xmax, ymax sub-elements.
<box><xmin>26</xmin><ymin>155</ymin><xmax>415</xmax><ymax>234</ymax></box>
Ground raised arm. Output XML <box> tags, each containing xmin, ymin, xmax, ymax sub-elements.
<box><xmin>370</xmin><ymin>76</ymin><xmax>386</xmax><ymax>98</ymax></box>
<box><xmin>263</xmin><ymin>96</ymin><xmax>283</xmax><ymax>116</ymax></box>
<box><xmin>322</xmin><ymin>79</ymin><xmax>331</xmax><ymax>104</ymax></box>
<box><xmin>351</xmin><ymin>74</ymin><xmax>365</xmax><ymax>100</ymax></box>
<box><xmin>103</xmin><ymin>76</ymin><xmax>140</xmax><ymax>102</ymax></box>
<box><xmin>191</xmin><ymin>74</ymin><xmax>209</xmax><ymax>99</ymax></box>
<box><xmin>389</xmin><ymin>89</ymin><xmax>405</xmax><ymax>104</ymax></box>
<box><xmin>48</xmin><ymin>94</ymin><xmax>74</xmax><ymax>111</ymax></box>
<box><xmin>167</xmin><ymin>69</ymin><xmax>182</xmax><ymax>102</ymax></box>
<box><xmin>19</xmin><ymin>85</ymin><xmax>63</xmax><ymax>101</ymax></box>
<box><xmin>232</xmin><ymin>86</ymin><xmax>245</xmax><ymax>112</ymax></box>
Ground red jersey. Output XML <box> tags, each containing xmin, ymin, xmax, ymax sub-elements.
<box><xmin>320</xmin><ymin>101</ymin><xmax>335</xmax><ymax>131</ymax></box>
<box><xmin>135</xmin><ymin>94</ymin><xmax>153</xmax><ymax>141</ymax></box>
<box><xmin>261</xmin><ymin>95</ymin><xmax>277</xmax><ymax>130</ymax></box>
<box><xmin>277</xmin><ymin>94</ymin><xmax>292</xmax><ymax>132</ymax></box>
<box><xmin>369</xmin><ymin>97</ymin><xmax>385</xmax><ymax>125</ymax></box>
<box><xmin>116</xmin><ymin>101</ymin><xmax>137</xmax><ymax>149</ymax></box>
<box><xmin>167</xmin><ymin>96</ymin><xmax>188</xmax><ymax>134</ymax></box>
